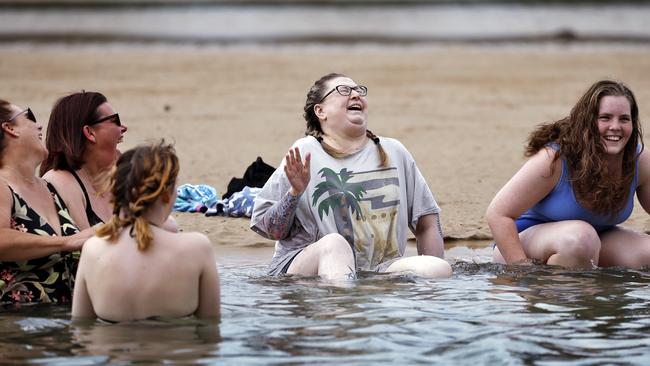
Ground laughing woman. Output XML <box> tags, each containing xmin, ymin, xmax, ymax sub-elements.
<box><xmin>486</xmin><ymin>80</ymin><xmax>650</xmax><ymax>269</ymax></box>
<box><xmin>40</xmin><ymin>92</ymin><xmax>128</xmax><ymax>230</ymax></box>
<box><xmin>251</xmin><ymin>73</ymin><xmax>452</xmax><ymax>280</ymax></box>
<box><xmin>0</xmin><ymin>100</ymin><xmax>93</xmax><ymax>304</ymax></box>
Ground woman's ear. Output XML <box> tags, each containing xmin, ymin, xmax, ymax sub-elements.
<box><xmin>161</xmin><ymin>191</ymin><xmax>170</xmax><ymax>204</ymax></box>
<box><xmin>314</xmin><ymin>104</ymin><xmax>326</xmax><ymax>121</ymax></box>
<box><xmin>82</xmin><ymin>125</ymin><xmax>96</xmax><ymax>143</ymax></box>
<box><xmin>1</xmin><ymin>122</ymin><xmax>19</xmax><ymax>137</ymax></box>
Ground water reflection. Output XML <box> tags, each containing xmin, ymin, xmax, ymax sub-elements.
<box><xmin>487</xmin><ymin>265</ymin><xmax>650</xmax><ymax>364</ymax></box>
<box><xmin>1</xmin><ymin>263</ymin><xmax>650</xmax><ymax>364</ymax></box>
<box><xmin>70</xmin><ymin>319</ymin><xmax>221</xmax><ymax>364</ymax></box>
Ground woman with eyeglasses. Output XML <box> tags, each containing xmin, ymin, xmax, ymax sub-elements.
<box><xmin>40</xmin><ymin>91</ymin><xmax>128</xmax><ymax>231</ymax></box>
<box><xmin>0</xmin><ymin>99</ymin><xmax>94</xmax><ymax>304</ymax></box>
<box><xmin>251</xmin><ymin>73</ymin><xmax>452</xmax><ymax>280</ymax></box>
<box><xmin>72</xmin><ymin>141</ymin><xmax>220</xmax><ymax>322</ymax></box>
<box><xmin>487</xmin><ymin>80</ymin><xmax>650</xmax><ymax>268</ymax></box>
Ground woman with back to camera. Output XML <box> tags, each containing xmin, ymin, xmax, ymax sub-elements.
<box><xmin>72</xmin><ymin>141</ymin><xmax>220</xmax><ymax>322</ymax></box>
<box><xmin>251</xmin><ymin>73</ymin><xmax>452</xmax><ymax>280</ymax></box>
<box><xmin>486</xmin><ymin>80</ymin><xmax>650</xmax><ymax>268</ymax></box>
<box><xmin>0</xmin><ymin>99</ymin><xmax>93</xmax><ymax>304</ymax></box>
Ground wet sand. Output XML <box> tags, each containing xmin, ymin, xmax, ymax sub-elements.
<box><xmin>2</xmin><ymin>45</ymin><xmax>650</xmax><ymax>264</ymax></box>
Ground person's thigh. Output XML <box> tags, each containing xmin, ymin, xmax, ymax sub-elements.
<box><xmin>286</xmin><ymin>233</ymin><xmax>352</xmax><ymax>276</ymax></box>
<box><xmin>502</xmin><ymin>220</ymin><xmax>600</xmax><ymax>265</ymax></box>
<box><xmin>385</xmin><ymin>255</ymin><xmax>452</xmax><ymax>278</ymax></box>
<box><xmin>599</xmin><ymin>227</ymin><xmax>650</xmax><ymax>268</ymax></box>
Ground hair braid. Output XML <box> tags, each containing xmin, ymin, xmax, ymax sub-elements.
<box><xmin>303</xmin><ymin>73</ymin><xmax>389</xmax><ymax>168</ymax></box>
<box><xmin>95</xmin><ymin>140</ymin><xmax>179</xmax><ymax>251</ymax></box>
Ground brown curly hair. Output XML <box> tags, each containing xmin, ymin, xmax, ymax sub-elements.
<box><xmin>525</xmin><ymin>80</ymin><xmax>643</xmax><ymax>216</ymax></box>
<box><xmin>96</xmin><ymin>140</ymin><xmax>179</xmax><ymax>251</ymax></box>
<box><xmin>303</xmin><ymin>73</ymin><xmax>388</xmax><ymax>167</ymax></box>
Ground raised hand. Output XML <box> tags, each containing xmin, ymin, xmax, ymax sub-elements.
<box><xmin>284</xmin><ymin>147</ymin><xmax>311</xmax><ymax>196</ymax></box>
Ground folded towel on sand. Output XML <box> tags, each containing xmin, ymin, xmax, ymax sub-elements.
<box><xmin>174</xmin><ymin>184</ymin><xmax>219</xmax><ymax>213</ymax></box>
<box><xmin>206</xmin><ymin>186</ymin><xmax>261</xmax><ymax>218</ymax></box>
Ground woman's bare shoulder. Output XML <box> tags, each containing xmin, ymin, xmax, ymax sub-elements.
<box><xmin>42</xmin><ymin>170</ymin><xmax>83</xmax><ymax>196</ymax></box>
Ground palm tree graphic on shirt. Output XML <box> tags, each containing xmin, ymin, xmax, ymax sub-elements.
<box><xmin>311</xmin><ymin>167</ymin><xmax>366</xmax><ymax>246</ymax></box>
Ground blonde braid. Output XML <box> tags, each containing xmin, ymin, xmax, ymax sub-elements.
<box><xmin>95</xmin><ymin>141</ymin><xmax>179</xmax><ymax>251</ymax></box>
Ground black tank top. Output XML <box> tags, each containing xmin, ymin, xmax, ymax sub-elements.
<box><xmin>70</xmin><ymin>170</ymin><xmax>104</xmax><ymax>227</ymax></box>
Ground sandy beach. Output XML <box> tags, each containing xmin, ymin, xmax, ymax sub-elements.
<box><xmin>2</xmin><ymin>44</ymin><xmax>650</xmax><ymax>263</ymax></box>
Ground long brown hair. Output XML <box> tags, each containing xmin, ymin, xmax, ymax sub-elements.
<box><xmin>39</xmin><ymin>91</ymin><xmax>107</xmax><ymax>176</ymax></box>
<box><xmin>303</xmin><ymin>73</ymin><xmax>388</xmax><ymax>167</ymax></box>
<box><xmin>526</xmin><ymin>80</ymin><xmax>642</xmax><ymax>215</ymax></box>
<box><xmin>96</xmin><ymin>141</ymin><xmax>179</xmax><ymax>251</ymax></box>
<box><xmin>0</xmin><ymin>99</ymin><xmax>14</xmax><ymax>167</ymax></box>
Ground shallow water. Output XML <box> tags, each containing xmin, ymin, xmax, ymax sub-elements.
<box><xmin>3</xmin><ymin>261</ymin><xmax>650</xmax><ymax>365</ymax></box>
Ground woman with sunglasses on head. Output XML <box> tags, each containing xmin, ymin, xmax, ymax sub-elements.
<box><xmin>487</xmin><ymin>80</ymin><xmax>650</xmax><ymax>269</ymax></box>
<box><xmin>251</xmin><ymin>73</ymin><xmax>452</xmax><ymax>280</ymax></box>
<box><xmin>40</xmin><ymin>91</ymin><xmax>128</xmax><ymax>231</ymax></box>
<box><xmin>0</xmin><ymin>100</ymin><xmax>94</xmax><ymax>304</ymax></box>
<box><xmin>72</xmin><ymin>141</ymin><xmax>220</xmax><ymax>322</ymax></box>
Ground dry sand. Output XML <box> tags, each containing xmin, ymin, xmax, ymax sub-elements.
<box><xmin>2</xmin><ymin>44</ymin><xmax>650</xmax><ymax>263</ymax></box>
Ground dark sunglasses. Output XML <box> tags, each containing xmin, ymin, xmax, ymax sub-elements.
<box><xmin>88</xmin><ymin>113</ymin><xmax>121</xmax><ymax>127</ymax></box>
<box><xmin>5</xmin><ymin>108</ymin><xmax>36</xmax><ymax>123</ymax></box>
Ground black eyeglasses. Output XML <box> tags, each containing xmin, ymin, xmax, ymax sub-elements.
<box><xmin>88</xmin><ymin>113</ymin><xmax>121</xmax><ymax>127</ymax></box>
<box><xmin>5</xmin><ymin>108</ymin><xmax>36</xmax><ymax>123</ymax></box>
<box><xmin>318</xmin><ymin>85</ymin><xmax>368</xmax><ymax>103</ymax></box>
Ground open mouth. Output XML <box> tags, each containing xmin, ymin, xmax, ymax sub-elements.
<box><xmin>604</xmin><ymin>135</ymin><xmax>622</xmax><ymax>142</ymax></box>
<box><xmin>347</xmin><ymin>103</ymin><xmax>363</xmax><ymax>112</ymax></box>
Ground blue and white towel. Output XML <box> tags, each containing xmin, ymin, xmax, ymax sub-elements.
<box><xmin>206</xmin><ymin>186</ymin><xmax>261</xmax><ymax>217</ymax></box>
<box><xmin>174</xmin><ymin>184</ymin><xmax>219</xmax><ymax>213</ymax></box>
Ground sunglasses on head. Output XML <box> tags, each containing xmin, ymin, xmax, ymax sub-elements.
<box><xmin>5</xmin><ymin>108</ymin><xmax>36</xmax><ymax>124</ymax></box>
<box><xmin>88</xmin><ymin>113</ymin><xmax>121</xmax><ymax>127</ymax></box>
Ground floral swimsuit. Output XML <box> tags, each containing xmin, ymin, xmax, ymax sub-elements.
<box><xmin>0</xmin><ymin>183</ymin><xmax>80</xmax><ymax>305</ymax></box>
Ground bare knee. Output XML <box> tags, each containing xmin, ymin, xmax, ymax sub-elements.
<box><xmin>319</xmin><ymin>233</ymin><xmax>353</xmax><ymax>259</ymax></box>
<box><xmin>554</xmin><ymin>222</ymin><xmax>600</xmax><ymax>264</ymax></box>
<box><xmin>387</xmin><ymin>256</ymin><xmax>452</xmax><ymax>278</ymax></box>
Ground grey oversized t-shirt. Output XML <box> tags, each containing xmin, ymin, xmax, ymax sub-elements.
<box><xmin>251</xmin><ymin>136</ymin><xmax>440</xmax><ymax>271</ymax></box>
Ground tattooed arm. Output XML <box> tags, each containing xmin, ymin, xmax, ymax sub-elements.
<box><xmin>260</xmin><ymin>192</ymin><xmax>301</xmax><ymax>240</ymax></box>
<box><xmin>251</xmin><ymin>147</ymin><xmax>311</xmax><ymax>240</ymax></box>
<box><xmin>414</xmin><ymin>213</ymin><xmax>445</xmax><ymax>258</ymax></box>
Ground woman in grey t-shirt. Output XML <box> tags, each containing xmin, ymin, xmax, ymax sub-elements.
<box><xmin>251</xmin><ymin>73</ymin><xmax>451</xmax><ymax>280</ymax></box>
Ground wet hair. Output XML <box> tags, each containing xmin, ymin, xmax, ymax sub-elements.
<box><xmin>96</xmin><ymin>140</ymin><xmax>179</xmax><ymax>251</ymax></box>
<box><xmin>303</xmin><ymin>73</ymin><xmax>388</xmax><ymax>167</ymax></box>
<box><xmin>39</xmin><ymin>91</ymin><xmax>108</xmax><ymax>176</ymax></box>
<box><xmin>526</xmin><ymin>80</ymin><xmax>643</xmax><ymax>216</ymax></box>
<box><xmin>0</xmin><ymin>99</ymin><xmax>15</xmax><ymax>167</ymax></box>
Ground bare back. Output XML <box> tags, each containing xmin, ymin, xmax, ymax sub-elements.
<box><xmin>74</xmin><ymin>226</ymin><xmax>220</xmax><ymax>322</ymax></box>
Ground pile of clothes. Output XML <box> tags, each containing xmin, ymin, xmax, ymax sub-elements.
<box><xmin>174</xmin><ymin>157</ymin><xmax>275</xmax><ymax>218</ymax></box>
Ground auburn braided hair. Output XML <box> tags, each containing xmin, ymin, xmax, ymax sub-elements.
<box><xmin>96</xmin><ymin>140</ymin><xmax>179</xmax><ymax>250</ymax></box>
<box><xmin>303</xmin><ymin>73</ymin><xmax>388</xmax><ymax>167</ymax></box>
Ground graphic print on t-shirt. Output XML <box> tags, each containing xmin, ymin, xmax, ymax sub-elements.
<box><xmin>311</xmin><ymin>166</ymin><xmax>400</xmax><ymax>270</ymax></box>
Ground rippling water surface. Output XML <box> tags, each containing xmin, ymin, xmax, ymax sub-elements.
<box><xmin>2</xmin><ymin>262</ymin><xmax>650</xmax><ymax>364</ymax></box>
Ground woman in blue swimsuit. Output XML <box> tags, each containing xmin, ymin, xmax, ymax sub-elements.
<box><xmin>0</xmin><ymin>99</ymin><xmax>94</xmax><ymax>304</ymax></box>
<box><xmin>486</xmin><ymin>80</ymin><xmax>650</xmax><ymax>269</ymax></box>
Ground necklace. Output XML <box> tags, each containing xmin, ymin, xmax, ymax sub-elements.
<box><xmin>78</xmin><ymin>167</ymin><xmax>107</xmax><ymax>198</ymax></box>
<box><xmin>322</xmin><ymin>136</ymin><xmax>368</xmax><ymax>155</ymax></box>
<box><xmin>2</xmin><ymin>167</ymin><xmax>37</xmax><ymax>184</ymax></box>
